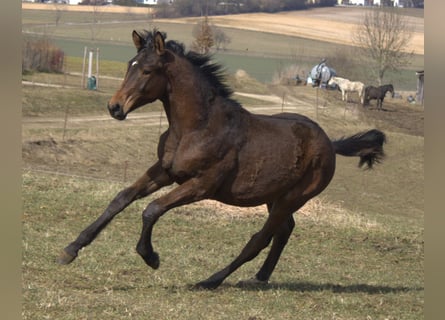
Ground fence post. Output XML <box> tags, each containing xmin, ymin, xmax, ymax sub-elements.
<box><xmin>62</xmin><ymin>105</ymin><xmax>69</xmax><ymax>141</ymax></box>
<box><xmin>281</xmin><ymin>93</ymin><xmax>285</xmax><ymax>113</ymax></box>
<box><xmin>315</xmin><ymin>87</ymin><xmax>319</xmax><ymax>120</ymax></box>
<box><xmin>81</xmin><ymin>46</ymin><xmax>87</xmax><ymax>88</ymax></box>
<box><xmin>96</xmin><ymin>48</ymin><xmax>100</xmax><ymax>90</ymax></box>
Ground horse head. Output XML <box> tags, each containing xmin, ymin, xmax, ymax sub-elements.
<box><xmin>327</xmin><ymin>76</ymin><xmax>337</xmax><ymax>86</ymax></box>
<box><xmin>388</xmin><ymin>84</ymin><xmax>395</xmax><ymax>98</ymax></box>
<box><xmin>108</xmin><ymin>30</ymin><xmax>173</xmax><ymax>120</ymax></box>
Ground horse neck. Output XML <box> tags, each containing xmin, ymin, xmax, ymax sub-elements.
<box><xmin>164</xmin><ymin>60</ymin><xmax>210</xmax><ymax>135</ymax></box>
<box><xmin>383</xmin><ymin>86</ymin><xmax>393</xmax><ymax>94</ymax></box>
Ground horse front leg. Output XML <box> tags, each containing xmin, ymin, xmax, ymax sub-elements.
<box><xmin>135</xmin><ymin>178</ymin><xmax>212</xmax><ymax>269</ymax></box>
<box><xmin>57</xmin><ymin>161</ymin><xmax>173</xmax><ymax>265</ymax></box>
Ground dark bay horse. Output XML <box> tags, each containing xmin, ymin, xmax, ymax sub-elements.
<box><xmin>363</xmin><ymin>84</ymin><xmax>394</xmax><ymax>110</ymax></box>
<box><xmin>58</xmin><ymin>30</ymin><xmax>386</xmax><ymax>289</ymax></box>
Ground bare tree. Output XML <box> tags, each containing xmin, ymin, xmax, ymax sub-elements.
<box><xmin>191</xmin><ymin>15</ymin><xmax>214</xmax><ymax>54</ymax></box>
<box><xmin>212</xmin><ymin>26</ymin><xmax>231</xmax><ymax>51</ymax></box>
<box><xmin>53</xmin><ymin>3</ymin><xmax>63</xmax><ymax>27</ymax></box>
<box><xmin>352</xmin><ymin>7</ymin><xmax>413</xmax><ymax>85</ymax></box>
<box><xmin>89</xmin><ymin>2</ymin><xmax>104</xmax><ymax>42</ymax></box>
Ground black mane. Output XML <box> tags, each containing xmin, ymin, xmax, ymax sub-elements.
<box><xmin>138</xmin><ymin>29</ymin><xmax>234</xmax><ymax>100</ymax></box>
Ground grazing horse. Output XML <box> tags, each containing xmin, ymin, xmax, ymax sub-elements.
<box><xmin>328</xmin><ymin>76</ymin><xmax>365</xmax><ymax>103</ymax></box>
<box><xmin>363</xmin><ymin>84</ymin><xmax>395</xmax><ymax>110</ymax></box>
<box><xmin>57</xmin><ymin>30</ymin><xmax>386</xmax><ymax>290</ymax></box>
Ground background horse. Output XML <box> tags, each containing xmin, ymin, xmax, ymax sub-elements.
<box><xmin>328</xmin><ymin>76</ymin><xmax>365</xmax><ymax>103</ymax></box>
<box><xmin>58</xmin><ymin>29</ymin><xmax>386</xmax><ymax>290</ymax></box>
<box><xmin>363</xmin><ymin>84</ymin><xmax>395</xmax><ymax>110</ymax></box>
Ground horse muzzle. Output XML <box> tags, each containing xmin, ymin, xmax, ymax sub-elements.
<box><xmin>107</xmin><ymin>103</ymin><xmax>127</xmax><ymax>121</ymax></box>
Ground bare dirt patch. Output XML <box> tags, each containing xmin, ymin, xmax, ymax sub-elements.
<box><xmin>359</xmin><ymin>99</ymin><xmax>424</xmax><ymax>137</ymax></box>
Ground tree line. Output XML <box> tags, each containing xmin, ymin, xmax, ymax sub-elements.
<box><xmin>107</xmin><ymin>0</ymin><xmax>337</xmax><ymax>18</ymax></box>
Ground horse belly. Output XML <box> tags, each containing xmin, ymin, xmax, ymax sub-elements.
<box><xmin>220</xmin><ymin>167</ymin><xmax>300</xmax><ymax>206</ymax></box>
<box><xmin>216</xmin><ymin>128</ymin><xmax>310</xmax><ymax>206</ymax></box>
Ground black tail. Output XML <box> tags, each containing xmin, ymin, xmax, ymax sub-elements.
<box><xmin>332</xmin><ymin>129</ymin><xmax>386</xmax><ymax>169</ymax></box>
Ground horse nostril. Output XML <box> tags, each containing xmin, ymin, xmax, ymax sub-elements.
<box><xmin>108</xmin><ymin>103</ymin><xmax>126</xmax><ymax>120</ymax></box>
<box><xmin>108</xmin><ymin>103</ymin><xmax>117</xmax><ymax>112</ymax></box>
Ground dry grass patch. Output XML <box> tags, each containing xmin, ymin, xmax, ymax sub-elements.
<box><xmin>22</xmin><ymin>171</ymin><xmax>423</xmax><ymax>320</ymax></box>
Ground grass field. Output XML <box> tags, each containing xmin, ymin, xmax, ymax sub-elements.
<box><xmin>22</xmin><ymin>172</ymin><xmax>423</xmax><ymax>319</ymax></box>
<box><xmin>22</xmin><ymin>5</ymin><xmax>423</xmax><ymax>319</ymax></box>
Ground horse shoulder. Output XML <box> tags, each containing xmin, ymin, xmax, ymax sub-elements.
<box><xmin>157</xmin><ymin>130</ymin><xmax>177</xmax><ymax>170</ymax></box>
<box><xmin>169</xmin><ymin>107</ymin><xmax>247</xmax><ymax>180</ymax></box>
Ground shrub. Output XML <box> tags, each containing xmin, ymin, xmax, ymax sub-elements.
<box><xmin>22</xmin><ymin>36</ymin><xmax>65</xmax><ymax>74</ymax></box>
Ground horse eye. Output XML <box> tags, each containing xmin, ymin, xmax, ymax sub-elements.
<box><xmin>142</xmin><ymin>70</ymin><xmax>151</xmax><ymax>75</ymax></box>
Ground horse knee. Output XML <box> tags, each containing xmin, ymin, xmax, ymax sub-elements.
<box><xmin>240</xmin><ymin>231</ymin><xmax>273</xmax><ymax>261</ymax></box>
<box><xmin>251</xmin><ymin>231</ymin><xmax>273</xmax><ymax>249</ymax></box>
<box><xmin>142</xmin><ymin>201</ymin><xmax>163</xmax><ymax>224</ymax></box>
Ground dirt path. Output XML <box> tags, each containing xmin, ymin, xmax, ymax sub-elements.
<box><xmin>21</xmin><ymin>86</ymin><xmax>312</xmax><ymax>130</ymax></box>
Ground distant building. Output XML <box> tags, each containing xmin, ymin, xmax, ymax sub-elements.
<box><xmin>22</xmin><ymin>0</ymin><xmax>82</xmax><ymax>4</ymax></box>
<box><xmin>135</xmin><ymin>0</ymin><xmax>174</xmax><ymax>5</ymax></box>
<box><xmin>337</xmin><ymin>0</ymin><xmax>403</xmax><ymax>5</ymax></box>
<box><xmin>338</xmin><ymin>0</ymin><xmax>381</xmax><ymax>5</ymax></box>
<box><xmin>337</xmin><ymin>0</ymin><xmax>417</xmax><ymax>5</ymax></box>
<box><xmin>415</xmin><ymin>70</ymin><xmax>424</xmax><ymax>105</ymax></box>
<box><xmin>135</xmin><ymin>0</ymin><xmax>157</xmax><ymax>4</ymax></box>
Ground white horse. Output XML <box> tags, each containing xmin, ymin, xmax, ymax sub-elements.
<box><xmin>328</xmin><ymin>76</ymin><xmax>365</xmax><ymax>103</ymax></box>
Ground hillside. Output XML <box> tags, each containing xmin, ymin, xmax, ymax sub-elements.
<box><xmin>22</xmin><ymin>3</ymin><xmax>424</xmax><ymax>55</ymax></box>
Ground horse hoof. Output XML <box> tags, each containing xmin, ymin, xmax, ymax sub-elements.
<box><xmin>192</xmin><ymin>280</ymin><xmax>221</xmax><ymax>291</ymax></box>
<box><xmin>57</xmin><ymin>249</ymin><xmax>77</xmax><ymax>265</ymax></box>
<box><xmin>145</xmin><ymin>251</ymin><xmax>160</xmax><ymax>270</ymax></box>
<box><xmin>236</xmin><ymin>277</ymin><xmax>268</xmax><ymax>288</ymax></box>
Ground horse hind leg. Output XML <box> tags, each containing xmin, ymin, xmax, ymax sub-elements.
<box><xmin>194</xmin><ymin>217</ymin><xmax>277</xmax><ymax>290</ymax></box>
<box><xmin>195</xmin><ymin>195</ymin><xmax>310</xmax><ymax>290</ymax></box>
<box><xmin>242</xmin><ymin>154</ymin><xmax>335</xmax><ymax>286</ymax></box>
<box><xmin>243</xmin><ymin>214</ymin><xmax>295</xmax><ymax>285</ymax></box>
<box><xmin>238</xmin><ymin>193</ymin><xmax>312</xmax><ymax>287</ymax></box>
<box><xmin>194</xmin><ymin>153</ymin><xmax>335</xmax><ymax>290</ymax></box>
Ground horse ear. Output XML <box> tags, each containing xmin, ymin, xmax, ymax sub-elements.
<box><xmin>154</xmin><ymin>31</ymin><xmax>166</xmax><ymax>56</ymax></box>
<box><xmin>132</xmin><ymin>30</ymin><xmax>145</xmax><ymax>52</ymax></box>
